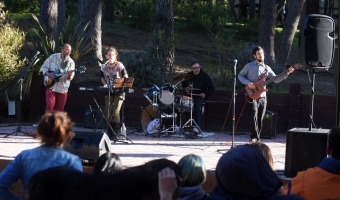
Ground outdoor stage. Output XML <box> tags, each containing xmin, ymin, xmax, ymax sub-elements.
<box><xmin>0</xmin><ymin>124</ymin><xmax>287</xmax><ymax>172</ymax></box>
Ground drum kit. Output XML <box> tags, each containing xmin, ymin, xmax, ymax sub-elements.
<box><xmin>142</xmin><ymin>74</ymin><xmax>201</xmax><ymax>136</ymax></box>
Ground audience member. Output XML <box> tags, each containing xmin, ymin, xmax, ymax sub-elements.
<box><xmin>250</xmin><ymin>142</ymin><xmax>275</xmax><ymax>170</ymax></box>
<box><xmin>209</xmin><ymin>144</ymin><xmax>302</xmax><ymax>200</ymax></box>
<box><xmin>25</xmin><ymin>158</ymin><xmax>181</xmax><ymax>200</ymax></box>
<box><xmin>0</xmin><ymin>111</ymin><xmax>83</xmax><ymax>200</ymax></box>
<box><xmin>177</xmin><ymin>154</ymin><xmax>208</xmax><ymax>200</ymax></box>
<box><xmin>93</xmin><ymin>152</ymin><xmax>124</xmax><ymax>174</ymax></box>
<box><xmin>158</xmin><ymin>167</ymin><xmax>178</xmax><ymax>200</ymax></box>
<box><xmin>282</xmin><ymin>125</ymin><xmax>340</xmax><ymax>199</ymax></box>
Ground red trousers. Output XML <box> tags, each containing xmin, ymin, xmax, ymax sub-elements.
<box><xmin>45</xmin><ymin>88</ymin><xmax>68</xmax><ymax>112</ymax></box>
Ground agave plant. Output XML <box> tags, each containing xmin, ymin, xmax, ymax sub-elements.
<box><xmin>29</xmin><ymin>14</ymin><xmax>93</xmax><ymax>66</ymax></box>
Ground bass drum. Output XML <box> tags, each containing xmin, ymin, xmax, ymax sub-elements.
<box><xmin>141</xmin><ymin>105</ymin><xmax>161</xmax><ymax>132</ymax></box>
<box><xmin>159</xmin><ymin>83</ymin><xmax>176</xmax><ymax>105</ymax></box>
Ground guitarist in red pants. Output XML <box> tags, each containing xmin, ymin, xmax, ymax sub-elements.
<box><xmin>41</xmin><ymin>44</ymin><xmax>75</xmax><ymax>112</ymax></box>
<box><xmin>238</xmin><ymin>46</ymin><xmax>295</xmax><ymax>143</ymax></box>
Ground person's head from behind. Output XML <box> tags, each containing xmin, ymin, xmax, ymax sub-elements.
<box><xmin>37</xmin><ymin>111</ymin><xmax>74</xmax><ymax>147</ymax></box>
<box><xmin>178</xmin><ymin>154</ymin><xmax>206</xmax><ymax>187</ymax></box>
<box><xmin>212</xmin><ymin>144</ymin><xmax>281</xmax><ymax>199</ymax></box>
<box><xmin>328</xmin><ymin>125</ymin><xmax>340</xmax><ymax>159</ymax></box>
<box><xmin>93</xmin><ymin>152</ymin><xmax>124</xmax><ymax>174</ymax></box>
<box><xmin>250</xmin><ymin>142</ymin><xmax>274</xmax><ymax>170</ymax></box>
<box><xmin>252</xmin><ymin>46</ymin><xmax>264</xmax><ymax>63</ymax></box>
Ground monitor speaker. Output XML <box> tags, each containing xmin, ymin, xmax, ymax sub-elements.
<box><xmin>64</xmin><ymin>131</ymin><xmax>112</xmax><ymax>161</ymax></box>
<box><xmin>285</xmin><ymin>128</ymin><xmax>329</xmax><ymax>177</ymax></box>
<box><xmin>299</xmin><ymin>14</ymin><xmax>335</xmax><ymax>70</ymax></box>
<box><xmin>83</xmin><ymin>106</ymin><xmax>106</xmax><ymax>129</ymax></box>
<box><xmin>261</xmin><ymin>110</ymin><xmax>277</xmax><ymax>139</ymax></box>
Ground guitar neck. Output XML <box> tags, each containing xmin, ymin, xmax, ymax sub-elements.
<box><xmin>260</xmin><ymin>68</ymin><xmax>289</xmax><ymax>87</ymax></box>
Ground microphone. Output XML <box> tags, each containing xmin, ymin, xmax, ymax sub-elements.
<box><xmin>34</xmin><ymin>51</ymin><xmax>40</xmax><ymax>57</ymax></box>
<box><xmin>234</xmin><ymin>59</ymin><xmax>238</xmax><ymax>64</ymax></box>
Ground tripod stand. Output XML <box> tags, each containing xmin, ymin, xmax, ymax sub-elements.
<box><xmin>3</xmin><ymin>53</ymin><xmax>39</xmax><ymax>138</ymax></box>
<box><xmin>182</xmin><ymin>86</ymin><xmax>203</xmax><ymax>136</ymax></box>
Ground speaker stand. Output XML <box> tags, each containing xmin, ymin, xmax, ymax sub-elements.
<box><xmin>308</xmin><ymin>69</ymin><xmax>317</xmax><ymax>130</ymax></box>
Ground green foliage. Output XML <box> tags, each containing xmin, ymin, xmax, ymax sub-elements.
<box><xmin>116</xmin><ymin>0</ymin><xmax>154</xmax><ymax>30</ymax></box>
<box><xmin>0</xmin><ymin>2</ymin><xmax>26</xmax><ymax>95</ymax></box>
<box><xmin>3</xmin><ymin>0</ymin><xmax>39</xmax><ymax>13</ymax></box>
<box><xmin>119</xmin><ymin>43</ymin><xmax>161</xmax><ymax>88</ymax></box>
<box><xmin>233</xmin><ymin>19</ymin><xmax>260</xmax><ymax>42</ymax></box>
<box><xmin>198</xmin><ymin>1</ymin><xmax>244</xmax><ymax>86</ymax></box>
<box><xmin>29</xmin><ymin>14</ymin><xmax>93</xmax><ymax>66</ymax></box>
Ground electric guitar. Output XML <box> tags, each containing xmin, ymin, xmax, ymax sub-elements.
<box><xmin>44</xmin><ymin>66</ymin><xmax>86</xmax><ymax>88</ymax></box>
<box><xmin>245</xmin><ymin>63</ymin><xmax>301</xmax><ymax>100</ymax></box>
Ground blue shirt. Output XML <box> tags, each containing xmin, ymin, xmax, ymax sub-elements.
<box><xmin>0</xmin><ymin>145</ymin><xmax>83</xmax><ymax>200</ymax></box>
<box><xmin>238</xmin><ymin>61</ymin><xmax>288</xmax><ymax>97</ymax></box>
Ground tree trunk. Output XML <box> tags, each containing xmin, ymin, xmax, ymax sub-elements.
<box><xmin>40</xmin><ymin>0</ymin><xmax>58</xmax><ymax>41</ymax></box>
<box><xmin>248</xmin><ymin>0</ymin><xmax>256</xmax><ymax>20</ymax></box>
<box><xmin>154</xmin><ymin>0</ymin><xmax>175</xmax><ymax>73</ymax></box>
<box><xmin>258</xmin><ymin>0</ymin><xmax>277</xmax><ymax>62</ymax></box>
<box><xmin>57</xmin><ymin>0</ymin><xmax>65</xmax><ymax>41</ymax></box>
<box><xmin>78</xmin><ymin>0</ymin><xmax>103</xmax><ymax>66</ymax></box>
<box><xmin>104</xmin><ymin>0</ymin><xmax>115</xmax><ymax>22</ymax></box>
<box><xmin>306</xmin><ymin>0</ymin><xmax>319</xmax><ymax>14</ymax></box>
<box><xmin>276</xmin><ymin>0</ymin><xmax>306</xmax><ymax>67</ymax></box>
<box><xmin>228</xmin><ymin>0</ymin><xmax>238</xmax><ymax>22</ymax></box>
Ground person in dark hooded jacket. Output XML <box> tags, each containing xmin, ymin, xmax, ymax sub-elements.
<box><xmin>209</xmin><ymin>144</ymin><xmax>302</xmax><ymax>200</ymax></box>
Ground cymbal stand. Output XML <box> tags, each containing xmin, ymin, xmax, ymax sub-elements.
<box><xmin>182</xmin><ymin>87</ymin><xmax>203</xmax><ymax>135</ymax></box>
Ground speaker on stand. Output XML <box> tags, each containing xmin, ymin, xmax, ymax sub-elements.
<box><xmin>300</xmin><ymin>14</ymin><xmax>335</xmax><ymax>70</ymax></box>
<box><xmin>299</xmin><ymin>14</ymin><xmax>335</xmax><ymax>130</ymax></box>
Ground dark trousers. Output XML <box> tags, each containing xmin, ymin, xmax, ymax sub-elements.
<box><xmin>249</xmin><ymin>97</ymin><xmax>267</xmax><ymax>139</ymax></box>
<box><xmin>193</xmin><ymin>97</ymin><xmax>205</xmax><ymax>129</ymax></box>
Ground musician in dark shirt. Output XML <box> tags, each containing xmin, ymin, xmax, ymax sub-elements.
<box><xmin>238</xmin><ymin>46</ymin><xmax>295</xmax><ymax>143</ymax></box>
<box><xmin>100</xmin><ymin>46</ymin><xmax>128</xmax><ymax>138</ymax></box>
<box><xmin>182</xmin><ymin>59</ymin><xmax>215</xmax><ymax>134</ymax></box>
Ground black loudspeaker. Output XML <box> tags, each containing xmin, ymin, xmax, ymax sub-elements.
<box><xmin>83</xmin><ymin>106</ymin><xmax>106</xmax><ymax>129</ymax></box>
<box><xmin>285</xmin><ymin>128</ymin><xmax>329</xmax><ymax>177</ymax></box>
<box><xmin>261</xmin><ymin>110</ymin><xmax>277</xmax><ymax>139</ymax></box>
<box><xmin>64</xmin><ymin>132</ymin><xmax>112</xmax><ymax>161</ymax></box>
<box><xmin>300</xmin><ymin>14</ymin><xmax>335</xmax><ymax>70</ymax></box>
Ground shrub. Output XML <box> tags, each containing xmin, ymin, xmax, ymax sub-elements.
<box><xmin>0</xmin><ymin>2</ymin><xmax>26</xmax><ymax>98</ymax></box>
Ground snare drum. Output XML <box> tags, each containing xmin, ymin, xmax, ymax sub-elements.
<box><xmin>175</xmin><ymin>95</ymin><xmax>193</xmax><ymax>110</ymax></box>
<box><xmin>143</xmin><ymin>84</ymin><xmax>160</xmax><ymax>105</ymax></box>
<box><xmin>159</xmin><ymin>83</ymin><xmax>176</xmax><ymax>105</ymax></box>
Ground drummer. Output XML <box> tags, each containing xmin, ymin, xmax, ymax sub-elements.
<box><xmin>182</xmin><ymin>59</ymin><xmax>215</xmax><ymax>134</ymax></box>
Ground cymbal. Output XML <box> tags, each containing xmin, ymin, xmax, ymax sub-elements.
<box><xmin>187</xmin><ymin>87</ymin><xmax>200</xmax><ymax>91</ymax></box>
<box><xmin>173</xmin><ymin>74</ymin><xmax>193</xmax><ymax>83</ymax></box>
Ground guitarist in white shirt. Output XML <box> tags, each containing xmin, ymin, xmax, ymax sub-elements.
<box><xmin>238</xmin><ymin>46</ymin><xmax>295</xmax><ymax>143</ymax></box>
<box><xmin>41</xmin><ymin>43</ymin><xmax>75</xmax><ymax>112</ymax></box>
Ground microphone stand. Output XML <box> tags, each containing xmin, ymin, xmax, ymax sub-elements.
<box><xmin>217</xmin><ymin>60</ymin><xmax>237</xmax><ymax>152</ymax></box>
<box><xmin>3</xmin><ymin>52</ymin><xmax>39</xmax><ymax>138</ymax></box>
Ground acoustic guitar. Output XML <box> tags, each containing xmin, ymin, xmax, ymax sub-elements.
<box><xmin>245</xmin><ymin>63</ymin><xmax>301</xmax><ymax>100</ymax></box>
<box><xmin>44</xmin><ymin>66</ymin><xmax>86</xmax><ymax>88</ymax></box>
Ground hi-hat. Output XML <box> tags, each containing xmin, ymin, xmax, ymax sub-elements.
<box><xmin>187</xmin><ymin>87</ymin><xmax>200</xmax><ymax>91</ymax></box>
<box><xmin>173</xmin><ymin>74</ymin><xmax>193</xmax><ymax>83</ymax></box>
